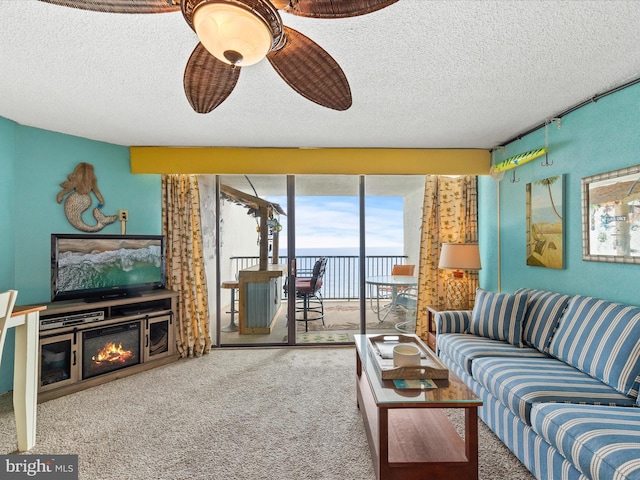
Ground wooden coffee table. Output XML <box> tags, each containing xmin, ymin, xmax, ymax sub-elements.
<box><xmin>354</xmin><ymin>334</ymin><xmax>482</xmax><ymax>480</ymax></box>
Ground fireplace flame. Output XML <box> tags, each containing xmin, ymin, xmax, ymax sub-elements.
<box><xmin>92</xmin><ymin>342</ymin><xmax>133</xmax><ymax>365</ymax></box>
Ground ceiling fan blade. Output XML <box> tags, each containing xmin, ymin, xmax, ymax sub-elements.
<box><xmin>279</xmin><ymin>0</ymin><xmax>399</xmax><ymax>18</ymax></box>
<box><xmin>183</xmin><ymin>43</ymin><xmax>241</xmax><ymax>114</ymax></box>
<box><xmin>37</xmin><ymin>0</ymin><xmax>180</xmax><ymax>13</ymax></box>
<box><xmin>267</xmin><ymin>27</ymin><xmax>351</xmax><ymax>111</ymax></box>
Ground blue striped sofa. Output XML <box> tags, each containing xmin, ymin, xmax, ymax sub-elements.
<box><xmin>435</xmin><ymin>288</ymin><xmax>640</xmax><ymax>480</ymax></box>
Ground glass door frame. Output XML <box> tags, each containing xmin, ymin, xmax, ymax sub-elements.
<box><xmin>285</xmin><ymin>175</ymin><xmax>296</xmax><ymax>345</ymax></box>
<box><xmin>286</xmin><ymin>175</ymin><xmax>366</xmax><ymax>345</ymax></box>
<box><xmin>215</xmin><ymin>175</ymin><xmax>290</xmax><ymax>348</ymax></box>
<box><xmin>359</xmin><ymin>176</ymin><xmax>367</xmax><ymax>334</ymax></box>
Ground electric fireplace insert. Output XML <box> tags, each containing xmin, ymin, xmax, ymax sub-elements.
<box><xmin>82</xmin><ymin>322</ymin><xmax>141</xmax><ymax>379</ymax></box>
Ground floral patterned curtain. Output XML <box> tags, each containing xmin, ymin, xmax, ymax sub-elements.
<box><xmin>162</xmin><ymin>175</ymin><xmax>211</xmax><ymax>357</ymax></box>
<box><xmin>415</xmin><ymin>175</ymin><xmax>479</xmax><ymax>339</ymax></box>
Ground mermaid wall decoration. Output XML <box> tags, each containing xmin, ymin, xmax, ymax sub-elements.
<box><xmin>56</xmin><ymin>162</ymin><xmax>118</xmax><ymax>232</ymax></box>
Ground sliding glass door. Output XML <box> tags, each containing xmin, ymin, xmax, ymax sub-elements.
<box><xmin>364</xmin><ymin>176</ymin><xmax>425</xmax><ymax>336</ymax></box>
<box><xmin>217</xmin><ymin>175</ymin><xmax>288</xmax><ymax>346</ymax></box>
<box><xmin>287</xmin><ymin>175</ymin><xmax>360</xmax><ymax>343</ymax></box>
<box><xmin>212</xmin><ymin>174</ymin><xmax>425</xmax><ymax>347</ymax></box>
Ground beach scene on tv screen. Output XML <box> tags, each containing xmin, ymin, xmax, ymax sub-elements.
<box><xmin>57</xmin><ymin>238</ymin><xmax>162</xmax><ymax>293</ymax></box>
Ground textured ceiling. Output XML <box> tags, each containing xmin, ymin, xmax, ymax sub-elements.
<box><xmin>2</xmin><ymin>1</ymin><xmax>640</xmax><ymax>149</ymax></box>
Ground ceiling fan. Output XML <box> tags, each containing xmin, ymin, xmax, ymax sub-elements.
<box><xmin>38</xmin><ymin>0</ymin><xmax>399</xmax><ymax>113</ymax></box>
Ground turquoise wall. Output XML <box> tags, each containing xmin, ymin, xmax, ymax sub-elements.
<box><xmin>1</xmin><ymin>121</ymin><xmax>161</xmax><ymax>394</ymax></box>
<box><xmin>0</xmin><ymin>118</ymin><xmax>15</xmax><ymax>290</ymax></box>
<box><xmin>479</xmin><ymin>82</ymin><xmax>640</xmax><ymax>306</ymax></box>
<box><xmin>0</xmin><ymin>118</ymin><xmax>16</xmax><ymax>393</ymax></box>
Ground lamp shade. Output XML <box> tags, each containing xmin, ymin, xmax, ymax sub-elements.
<box><xmin>438</xmin><ymin>243</ymin><xmax>482</xmax><ymax>270</ymax></box>
<box><xmin>193</xmin><ymin>3</ymin><xmax>273</xmax><ymax>66</ymax></box>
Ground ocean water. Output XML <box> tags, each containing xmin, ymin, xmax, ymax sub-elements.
<box><xmin>57</xmin><ymin>246</ymin><xmax>163</xmax><ymax>292</ymax></box>
<box><xmin>279</xmin><ymin>246</ymin><xmax>403</xmax><ymax>258</ymax></box>
<box><xmin>277</xmin><ymin>247</ymin><xmax>406</xmax><ymax>299</ymax></box>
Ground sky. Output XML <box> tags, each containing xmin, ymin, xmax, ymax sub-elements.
<box><xmin>265</xmin><ymin>195</ymin><xmax>404</xmax><ymax>253</ymax></box>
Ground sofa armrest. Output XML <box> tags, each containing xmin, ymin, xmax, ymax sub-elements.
<box><xmin>435</xmin><ymin>310</ymin><xmax>472</xmax><ymax>335</ymax></box>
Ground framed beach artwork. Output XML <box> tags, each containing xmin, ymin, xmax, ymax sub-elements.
<box><xmin>526</xmin><ymin>175</ymin><xmax>564</xmax><ymax>269</ymax></box>
<box><xmin>582</xmin><ymin>164</ymin><xmax>640</xmax><ymax>264</ymax></box>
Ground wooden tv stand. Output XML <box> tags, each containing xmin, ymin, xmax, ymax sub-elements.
<box><xmin>36</xmin><ymin>289</ymin><xmax>179</xmax><ymax>402</ymax></box>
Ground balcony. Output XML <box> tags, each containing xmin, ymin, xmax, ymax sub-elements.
<box><xmin>220</xmin><ymin>254</ymin><xmax>417</xmax><ymax>345</ymax></box>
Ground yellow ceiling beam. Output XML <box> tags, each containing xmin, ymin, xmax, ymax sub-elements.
<box><xmin>130</xmin><ymin>147</ymin><xmax>490</xmax><ymax>175</ymax></box>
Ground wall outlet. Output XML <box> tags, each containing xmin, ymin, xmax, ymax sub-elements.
<box><xmin>118</xmin><ymin>210</ymin><xmax>128</xmax><ymax>222</ymax></box>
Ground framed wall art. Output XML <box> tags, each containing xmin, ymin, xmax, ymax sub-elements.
<box><xmin>526</xmin><ymin>175</ymin><xmax>564</xmax><ymax>269</ymax></box>
<box><xmin>582</xmin><ymin>164</ymin><xmax>640</xmax><ymax>264</ymax></box>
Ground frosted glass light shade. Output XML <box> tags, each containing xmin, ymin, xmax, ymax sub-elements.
<box><xmin>193</xmin><ymin>3</ymin><xmax>272</xmax><ymax>66</ymax></box>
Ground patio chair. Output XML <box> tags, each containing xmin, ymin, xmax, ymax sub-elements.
<box><xmin>295</xmin><ymin>257</ymin><xmax>327</xmax><ymax>332</ymax></box>
<box><xmin>385</xmin><ymin>264</ymin><xmax>415</xmax><ymax>292</ymax></box>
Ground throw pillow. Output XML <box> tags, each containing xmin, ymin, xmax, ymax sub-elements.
<box><xmin>469</xmin><ymin>288</ymin><xmax>529</xmax><ymax>347</ymax></box>
<box><xmin>515</xmin><ymin>288</ymin><xmax>571</xmax><ymax>353</ymax></box>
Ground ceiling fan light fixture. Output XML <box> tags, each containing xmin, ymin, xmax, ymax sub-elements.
<box><xmin>193</xmin><ymin>2</ymin><xmax>273</xmax><ymax>66</ymax></box>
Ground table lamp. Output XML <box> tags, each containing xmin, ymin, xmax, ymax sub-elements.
<box><xmin>438</xmin><ymin>243</ymin><xmax>482</xmax><ymax>310</ymax></box>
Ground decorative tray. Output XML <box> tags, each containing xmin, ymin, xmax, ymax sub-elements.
<box><xmin>366</xmin><ymin>334</ymin><xmax>449</xmax><ymax>380</ymax></box>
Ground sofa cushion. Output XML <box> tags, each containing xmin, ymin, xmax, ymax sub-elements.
<box><xmin>515</xmin><ymin>288</ymin><xmax>571</xmax><ymax>353</ymax></box>
<box><xmin>531</xmin><ymin>403</ymin><xmax>640</xmax><ymax>480</ymax></box>
<box><xmin>549</xmin><ymin>295</ymin><xmax>640</xmax><ymax>397</ymax></box>
<box><xmin>437</xmin><ymin>333</ymin><xmax>547</xmax><ymax>376</ymax></box>
<box><xmin>472</xmin><ymin>356</ymin><xmax>636</xmax><ymax>425</ymax></box>
<box><xmin>468</xmin><ymin>288</ymin><xmax>529</xmax><ymax>347</ymax></box>
<box><xmin>435</xmin><ymin>310</ymin><xmax>472</xmax><ymax>335</ymax></box>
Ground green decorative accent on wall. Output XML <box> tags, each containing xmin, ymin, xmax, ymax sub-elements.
<box><xmin>491</xmin><ymin>147</ymin><xmax>547</xmax><ymax>173</ymax></box>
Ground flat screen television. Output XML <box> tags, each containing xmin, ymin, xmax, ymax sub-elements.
<box><xmin>51</xmin><ymin>234</ymin><xmax>166</xmax><ymax>302</ymax></box>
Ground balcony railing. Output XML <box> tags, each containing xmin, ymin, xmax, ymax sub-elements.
<box><xmin>230</xmin><ymin>255</ymin><xmax>409</xmax><ymax>300</ymax></box>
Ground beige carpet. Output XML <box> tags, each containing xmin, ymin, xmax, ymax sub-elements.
<box><xmin>0</xmin><ymin>347</ymin><xmax>534</xmax><ymax>480</ymax></box>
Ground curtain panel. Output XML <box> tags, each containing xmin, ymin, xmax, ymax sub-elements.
<box><xmin>415</xmin><ymin>176</ymin><xmax>479</xmax><ymax>339</ymax></box>
<box><xmin>162</xmin><ymin>174</ymin><xmax>211</xmax><ymax>357</ymax></box>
